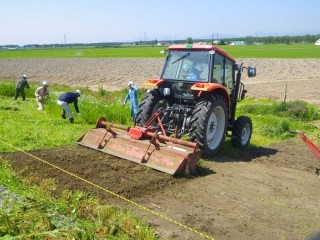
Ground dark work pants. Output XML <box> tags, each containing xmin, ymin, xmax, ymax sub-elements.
<box><xmin>15</xmin><ymin>88</ymin><xmax>26</xmax><ymax>100</ymax></box>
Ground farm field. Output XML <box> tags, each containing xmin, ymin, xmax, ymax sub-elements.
<box><xmin>1</xmin><ymin>53</ymin><xmax>320</xmax><ymax>239</ymax></box>
<box><xmin>1</xmin><ymin>57</ymin><xmax>320</xmax><ymax>103</ymax></box>
<box><xmin>1</xmin><ymin>44</ymin><xmax>320</xmax><ymax>58</ymax></box>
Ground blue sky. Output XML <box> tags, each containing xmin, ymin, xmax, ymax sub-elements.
<box><xmin>1</xmin><ymin>0</ymin><xmax>319</xmax><ymax>45</ymax></box>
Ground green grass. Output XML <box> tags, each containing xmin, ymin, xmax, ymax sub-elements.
<box><xmin>0</xmin><ymin>160</ymin><xmax>158</xmax><ymax>239</ymax></box>
<box><xmin>1</xmin><ymin>44</ymin><xmax>320</xmax><ymax>58</ymax></box>
<box><xmin>0</xmin><ymin>81</ymin><xmax>144</xmax><ymax>152</ymax></box>
<box><xmin>220</xmin><ymin>98</ymin><xmax>320</xmax><ymax>156</ymax></box>
<box><xmin>0</xmin><ymin>46</ymin><xmax>166</xmax><ymax>58</ymax></box>
<box><xmin>220</xmin><ymin>44</ymin><xmax>320</xmax><ymax>58</ymax></box>
<box><xmin>237</xmin><ymin>98</ymin><xmax>320</xmax><ymax>145</ymax></box>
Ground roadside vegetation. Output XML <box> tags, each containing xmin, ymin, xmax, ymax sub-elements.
<box><xmin>0</xmin><ymin>80</ymin><xmax>319</xmax><ymax>239</ymax></box>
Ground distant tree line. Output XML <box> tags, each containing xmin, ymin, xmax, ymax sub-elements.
<box><xmin>1</xmin><ymin>34</ymin><xmax>320</xmax><ymax>49</ymax></box>
<box><xmin>225</xmin><ymin>34</ymin><xmax>320</xmax><ymax>44</ymax></box>
<box><xmin>135</xmin><ymin>34</ymin><xmax>320</xmax><ymax>45</ymax></box>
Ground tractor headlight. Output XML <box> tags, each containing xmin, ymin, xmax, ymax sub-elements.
<box><xmin>163</xmin><ymin>88</ymin><xmax>171</xmax><ymax>96</ymax></box>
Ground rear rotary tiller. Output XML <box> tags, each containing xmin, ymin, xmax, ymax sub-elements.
<box><xmin>77</xmin><ymin>109</ymin><xmax>202</xmax><ymax>175</ymax></box>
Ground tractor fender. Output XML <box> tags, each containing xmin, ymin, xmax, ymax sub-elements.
<box><xmin>191</xmin><ymin>83</ymin><xmax>231</xmax><ymax>118</ymax></box>
<box><xmin>144</xmin><ymin>78</ymin><xmax>165</xmax><ymax>88</ymax></box>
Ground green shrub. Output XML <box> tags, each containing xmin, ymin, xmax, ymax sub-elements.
<box><xmin>239</xmin><ymin>100</ymin><xmax>320</xmax><ymax>121</ymax></box>
<box><xmin>261</xmin><ymin>119</ymin><xmax>291</xmax><ymax>138</ymax></box>
<box><xmin>275</xmin><ymin>100</ymin><xmax>319</xmax><ymax>121</ymax></box>
<box><xmin>98</xmin><ymin>85</ymin><xmax>107</xmax><ymax>96</ymax></box>
<box><xmin>0</xmin><ymin>82</ymin><xmax>16</xmax><ymax>97</ymax></box>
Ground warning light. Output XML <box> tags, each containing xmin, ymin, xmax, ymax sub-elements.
<box><xmin>195</xmin><ymin>83</ymin><xmax>204</xmax><ymax>88</ymax></box>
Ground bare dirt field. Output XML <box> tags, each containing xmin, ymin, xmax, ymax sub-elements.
<box><xmin>1</xmin><ymin>58</ymin><xmax>320</xmax><ymax>240</ymax></box>
<box><xmin>1</xmin><ymin>58</ymin><xmax>320</xmax><ymax>103</ymax></box>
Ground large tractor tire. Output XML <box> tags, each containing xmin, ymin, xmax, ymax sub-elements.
<box><xmin>136</xmin><ymin>90</ymin><xmax>167</xmax><ymax>126</ymax></box>
<box><xmin>231</xmin><ymin>116</ymin><xmax>252</xmax><ymax>148</ymax></box>
<box><xmin>189</xmin><ymin>94</ymin><xmax>228</xmax><ymax>157</ymax></box>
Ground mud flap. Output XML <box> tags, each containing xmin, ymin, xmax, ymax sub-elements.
<box><xmin>77</xmin><ymin>128</ymin><xmax>201</xmax><ymax>175</ymax></box>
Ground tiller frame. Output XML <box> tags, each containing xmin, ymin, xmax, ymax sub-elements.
<box><xmin>77</xmin><ymin>110</ymin><xmax>202</xmax><ymax>175</ymax></box>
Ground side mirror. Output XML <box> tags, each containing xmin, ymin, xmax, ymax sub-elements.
<box><xmin>247</xmin><ymin>66</ymin><xmax>256</xmax><ymax>77</ymax></box>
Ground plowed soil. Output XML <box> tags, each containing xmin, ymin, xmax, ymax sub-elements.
<box><xmin>0</xmin><ymin>58</ymin><xmax>320</xmax><ymax>103</ymax></box>
<box><xmin>1</xmin><ymin>58</ymin><xmax>320</xmax><ymax>240</ymax></box>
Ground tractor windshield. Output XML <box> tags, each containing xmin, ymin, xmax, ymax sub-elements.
<box><xmin>161</xmin><ymin>50</ymin><xmax>210</xmax><ymax>82</ymax></box>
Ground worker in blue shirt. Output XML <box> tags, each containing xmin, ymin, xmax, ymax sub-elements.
<box><xmin>57</xmin><ymin>90</ymin><xmax>82</xmax><ymax>123</ymax></box>
<box><xmin>189</xmin><ymin>65</ymin><xmax>204</xmax><ymax>80</ymax></box>
<box><xmin>123</xmin><ymin>81</ymin><xmax>138</xmax><ymax>122</ymax></box>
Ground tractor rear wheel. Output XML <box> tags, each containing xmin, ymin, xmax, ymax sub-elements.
<box><xmin>231</xmin><ymin>116</ymin><xmax>252</xmax><ymax>148</ymax></box>
<box><xmin>189</xmin><ymin>94</ymin><xmax>228</xmax><ymax>157</ymax></box>
<box><xmin>136</xmin><ymin>90</ymin><xmax>167</xmax><ymax>126</ymax></box>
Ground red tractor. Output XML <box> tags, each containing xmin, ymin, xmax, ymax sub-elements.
<box><xmin>136</xmin><ymin>43</ymin><xmax>256</xmax><ymax>157</ymax></box>
<box><xmin>78</xmin><ymin>43</ymin><xmax>256</xmax><ymax>175</ymax></box>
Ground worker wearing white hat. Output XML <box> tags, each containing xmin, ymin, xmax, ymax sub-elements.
<box><xmin>14</xmin><ymin>74</ymin><xmax>30</xmax><ymax>101</ymax></box>
<box><xmin>57</xmin><ymin>90</ymin><xmax>82</xmax><ymax>123</ymax></box>
<box><xmin>123</xmin><ymin>81</ymin><xmax>139</xmax><ymax>122</ymax></box>
<box><xmin>35</xmin><ymin>81</ymin><xmax>50</xmax><ymax>110</ymax></box>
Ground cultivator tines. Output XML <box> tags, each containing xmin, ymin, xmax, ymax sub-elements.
<box><xmin>77</xmin><ymin>116</ymin><xmax>202</xmax><ymax>175</ymax></box>
<box><xmin>289</xmin><ymin>130</ymin><xmax>320</xmax><ymax>161</ymax></box>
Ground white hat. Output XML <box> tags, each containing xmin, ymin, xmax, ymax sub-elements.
<box><xmin>128</xmin><ymin>81</ymin><xmax>134</xmax><ymax>86</ymax></box>
<box><xmin>23</xmin><ymin>74</ymin><xmax>28</xmax><ymax>78</ymax></box>
<box><xmin>42</xmin><ymin>81</ymin><xmax>49</xmax><ymax>85</ymax></box>
<box><xmin>75</xmin><ymin>89</ymin><xmax>82</xmax><ymax>96</ymax></box>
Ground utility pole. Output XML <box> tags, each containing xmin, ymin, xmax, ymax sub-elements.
<box><xmin>144</xmin><ymin>31</ymin><xmax>147</xmax><ymax>45</ymax></box>
<box><xmin>284</xmin><ymin>83</ymin><xmax>288</xmax><ymax>103</ymax></box>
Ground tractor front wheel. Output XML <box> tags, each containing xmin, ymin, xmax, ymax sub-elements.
<box><xmin>135</xmin><ymin>90</ymin><xmax>167</xmax><ymax>126</ymax></box>
<box><xmin>189</xmin><ymin>95</ymin><xmax>228</xmax><ymax>157</ymax></box>
<box><xmin>231</xmin><ymin>116</ymin><xmax>252</xmax><ymax>148</ymax></box>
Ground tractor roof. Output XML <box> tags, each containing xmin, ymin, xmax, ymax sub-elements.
<box><xmin>168</xmin><ymin>44</ymin><xmax>236</xmax><ymax>63</ymax></box>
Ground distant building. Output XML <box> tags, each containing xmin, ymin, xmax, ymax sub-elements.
<box><xmin>157</xmin><ymin>42</ymin><xmax>169</xmax><ymax>46</ymax></box>
<box><xmin>230</xmin><ymin>41</ymin><xmax>246</xmax><ymax>46</ymax></box>
<box><xmin>315</xmin><ymin>39</ymin><xmax>320</xmax><ymax>46</ymax></box>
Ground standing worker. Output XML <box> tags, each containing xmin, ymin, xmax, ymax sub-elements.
<box><xmin>14</xmin><ymin>74</ymin><xmax>30</xmax><ymax>101</ymax></box>
<box><xmin>57</xmin><ymin>90</ymin><xmax>82</xmax><ymax>123</ymax></box>
<box><xmin>123</xmin><ymin>81</ymin><xmax>138</xmax><ymax>122</ymax></box>
<box><xmin>35</xmin><ymin>81</ymin><xmax>50</xmax><ymax>110</ymax></box>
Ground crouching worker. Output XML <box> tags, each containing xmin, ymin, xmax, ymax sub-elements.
<box><xmin>35</xmin><ymin>81</ymin><xmax>50</xmax><ymax>110</ymax></box>
<box><xmin>57</xmin><ymin>90</ymin><xmax>82</xmax><ymax>123</ymax></box>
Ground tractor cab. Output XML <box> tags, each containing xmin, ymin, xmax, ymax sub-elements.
<box><xmin>156</xmin><ymin>44</ymin><xmax>245</xmax><ymax>104</ymax></box>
